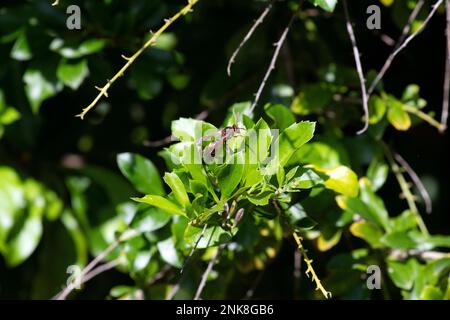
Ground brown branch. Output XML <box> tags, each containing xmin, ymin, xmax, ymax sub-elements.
<box><xmin>368</xmin><ymin>0</ymin><xmax>442</xmax><ymax>96</ymax></box>
<box><xmin>343</xmin><ymin>0</ymin><xmax>369</xmax><ymax>135</ymax></box>
<box><xmin>83</xmin><ymin>258</ymin><xmax>122</xmax><ymax>283</ymax></box>
<box><xmin>53</xmin><ymin>230</ymin><xmax>139</xmax><ymax>300</ymax></box>
<box><xmin>249</xmin><ymin>13</ymin><xmax>296</xmax><ymax>114</ymax></box>
<box><xmin>193</xmin><ymin>244</ymin><xmax>225</xmax><ymax>300</ymax></box>
<box><xmin>227</xmin><ymin>0</ymin><xmax>275</xmax><ymax>76</ymax></box>
<box><xmin>442</xmin><ymin>0</ymin><xmax>450</xmax><ymax>131</ymax></box>
<box><xmin>394</xmin><ymin>152</ymin><xmax>432</xmax><ymax>214</ymax></box>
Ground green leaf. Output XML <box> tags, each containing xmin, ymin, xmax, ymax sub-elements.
<box><xmin>350</xmin><ymin>220</ymin><xmax>383</xmax><ymax>248</ymax></box>
<box><xmin>56</xmin><ymin>59</ymin><xmax>89</xmax><ymax>90</ymax></box>
<box><xmin>308</xmin><ymin>0</ymin><xmax>338</xmax><ymax>12</ymax></box>
<box><xmin>387</xmin><ymin>97</ymin><xmax>411</xmax><ymax>131</ymax></box>
<box><xmin>132</xmin><ymin>195</ymin><xmax>187</xmax><ymax>217</ymax></box>
<box><xmin>217</xmin><ymin>152</ymin><xmax>245</xmax><ymax>198</ymax></box>
<box><xmin>263</xmin><ymin>121</ymin><xmax>316</xmax><ymax>175</ymax></box>
<box><xmin>157</xmin><ymin>237</ymin><xmax>183</xmax><ymax>268</ymax></box>
<box><xmin>420</xmin><ymin>286</ymin><xmax>444</xmax><ymax>300</ymax></box>
<box><xmin>368</xmin><ymin>95</ymin><xmax>387</xmax><ymax>124</ymax></box>
<box><xmin>117</xmin><ymin>153</ymin><xmax>165</xmax><ymax>195</ymax></box>
<box><xmin>390</xmin><ymin>210</ymin><xmax>417</xmax><ymax>233</ymax></box>
<box><xmin>264</xmin><ymin>103</ymin><xmax>295</xmax><ymax>131</ymax></box>
<box><xmin>171</xmin><ymin>118</ymin><xmax>217</xmax><ymax>142</ymax></box>
<box><xmin>163</xmin><ymin>172</ymin><xmax>190</xmax><ymax>207</ymax></box>
<box><xmin>285</xmin><ymin>203</ymin><xmax>317</xmax><ymax>231</ymax></box>
<box><xmin>50</xmin><ymin>38</ymin><xmax>107</xmax><ymax>59</ymax></box>
<box><xmin>359</xmin><ymin>178</ymin><xmax>390</xmax><ymax>230</ymax></box>
<box><xmin>387</xmin><ymin>259</ymin><xmax>420</xmax><ymax>290</ymax></box>
<box><xmin>367</xmin><ymin>157</ymin><xmax>389</xmax><ymax>191</ymax></box>
<box><xmin>184</xmin><ymin>225</ymin><xmax>235</xmax><ymax>249</ymax></box>
<box><xmin>23</xmin><ymin>69</ymin><xmax>62</xmax><ymax>113</ymax></box>
<box><xmin>381</xmin><ymin>232</ymin><xmax>417</xmax><ymax>249</ymax></box>
<box><xmin>291</xmin><ymin>83</ymin><xmax>333</xmax><ymax>115</ymax></box>
<box><xmin>10</xmin><ymin>31</ymin><xmax>32</xmax><ymax>61</ymax></box>
<box><xmin>130</xmin><ymin>206</ymin><xmax>172</xmax><ymax>233</ymax></box>
<box><xmin>288</xmin><ymin>168</ymin><xmax>323</xmax><ymax>189</ymax></box>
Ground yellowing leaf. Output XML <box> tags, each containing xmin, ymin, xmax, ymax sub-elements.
<box><xmin>387</xmin><ymin>98</ymin><xmax>411</xmax><ymax>131</ymax></box>
<box><xmin>318</xmin><ymin>166</ymin><xmax>359</xmax><ymax>197</ymax></box>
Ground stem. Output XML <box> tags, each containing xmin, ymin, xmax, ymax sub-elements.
<box><xmin>381</xmin><ymin>143</ymin><xmax>429</xmax><ymax>236</ymax></box>
<box><xmin>368</xmin><ymin>0</ymin><xmax>443</xmax><ymax>96</ymax></box>
<box><xmin>343</xmin><ymin>0</ymin><xmax>369</xmax><ymax>135</ymax></box>
<box><xmin>77</xmin><ymin>0</ymin><xmax>201</xmax><ymax>119</ymax></box>
<box><xmin>403</xmin><ymin>104</ymin><xmax>445</xmax><ymax>132</ymax></box>
<box><xmin>227</xmin><ymin>0</ymin><xmax>275</xmax><ymax>76</ymax></box>
<box><xmin>292</xmin><ymin>233</ymin><xmax>331</xmax><ymax>299</ymax></box>
<box><xmin>441</xmin><ymin>0</ymin><xmax>450</xmax><ymax>131</ymax></box>
<box><xmin>194</xmin><ymin>244</ymin><xmax>225</xmax><ymax>300</ymax></box>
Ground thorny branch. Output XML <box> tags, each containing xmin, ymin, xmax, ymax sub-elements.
<box><xmin>293</xmin><ymin>233</ymin><xmax>331</xmax><ymax>299</ymax></box>
<box><xmin>77</xmin><ymin>0</ymin><xmax>200</xmax><ymax>119</ymax></box>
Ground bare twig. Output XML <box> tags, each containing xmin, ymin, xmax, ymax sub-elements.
<box><xmin>193</xmin><ymin>244</ymin><xmax>225</xmax><ymax>300</ymax></box>
<box><xmin>293</xmin><ymin>249</ymin><xmax>302</xmax><ymax>299</ymax></box>
<box><xmin>227</xmin><ymin>0</ymin><xmax>275</xmax><ymax>76</ymax></box>
<box><xmin>180</xmin><ymin>224</ymin><xmax>208</xmax><ymax>274</ymax></box>
<box><xmin>394</xmin><ymin>152</ymin><xmax>432</xmax><ymax>214</ymax></box>
<box><xmin>77</xmin><ymin>0</ymin><xmax>200</xmax><ymax>119</ymax></box>
<box><xmin>381</xmin><ymin>142</ymin><xmax>429</xmax><ymax>236</ymax></box>
<box><xmin>53</xmin><ymin>230</ymin><xmax>139</xmax><ymax>300</ymax></box>
<box><xmin>390</xmin><ymin>249</ymin><xmax>450</xmax><ymax>261</ymax></box>
<box><xmin>441</xmin><ymin>0</ymin><xmax>450</xmax><ymax>131</ymax></box>
<box><xmin>244</xmin><ymin>271</ymin><xmax>265</xmax><ymax>300</ymax></box>
<box><xmin>249</xmin><ymin>13</ymin><xmax>296</xmax><ymax>114</ymax></box>
<box><xmin>343</xmin><ymin>0</ymin><xmax>369</xmax><ymax>135</ymax></box>
<box><xmin>83</xmin><ymin>258</ymin><xmax>122</xmax><ymax>283</ymax></box>
<box><xmin>368</xmin><ymin>0</ymin><xmax>443</xmax><ymax>96</ymax></box>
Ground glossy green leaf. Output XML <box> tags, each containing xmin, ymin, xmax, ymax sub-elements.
<box><xmin>57</xmin><ymin>59</ymin><xmax>89</xmax><ymax>90</ymax></box>
<box><xmin>157</xmin><ymin>237</ymin><xmax>183</xmax><ymax>268</ymax></box>
<box><xmin>184</xmin><ymin>225</ymin><xmax>235</xmax><ymax>249</ymax></box>
<box><xmin>308</xmin><ymin>0</ymin><xmax>338</xmax><ymax>12</ymax></box>
<box><xmin>349</xmin><ymin>220</ymin><xmax>383</xmax><ymax>248</ymax></box>
<box><xmin>50</xmin><ymin>38</ymin><xmax>107</xmax><ymax>59</ymax></box>
<box><xmin>265</xmin><ymin>103</ymin><xmax>295</xmax><ymax>131</ymax></box>
<box><xmin>387</xmin><ymin>259</ymin><xmax>420</xmax><ymax>290</ymax></box>
<box><xmin>23</xmin><ymin>69</ymin><xmax>62</xmax><ymax>113</ymax></box>
<box><xmin>387</xmin><ymin>97</ymin><xmax>411</xmax><ymax>131</ymax></box>
<box><xmin>10</xmin><ymin>31</ymin><xmax>32</xmax><ymax>61</ymax></box>
<box><xmin>132</xmin><ymin>195</ymin><xmax>187</xmax><ymax>217</ymax></box>
<box><xmin>320</xmin><ymin>166</ymin><xmax>359</xmax><ymax>197</ymax></box>
<box><xmin>117</xmin><ymin>153</ymin><xmax>165</xmax><ymax>195</ymax></box>
<box><xmin>164</xmin><ymin>172</ymin><xmax>190</xmax><ymax>207</ymax></box>
<box><xmin>171</xmin><ymin>118</ymin><xmax>217</xmax><ymax>142</ymax></box>
<box><xmin>217</xmin><ymin>152</ymin><xmax>245</xmax><ymax>198</ymax></box>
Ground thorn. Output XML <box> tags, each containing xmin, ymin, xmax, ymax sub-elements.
<box><xmin>121</xmin><ymin>54</ymin><xmax>131</xmax><ymax>61</ymax></box>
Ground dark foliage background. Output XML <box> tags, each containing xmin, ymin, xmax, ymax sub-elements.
<box><xmin>0</xmin><ymin>0</ymin><xmax>449</xmax><ymax>299</ymax></box>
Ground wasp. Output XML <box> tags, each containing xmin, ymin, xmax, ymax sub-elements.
<box><xmin>196</xmin><ymin>124</ymin><xmax>245</xmax><ymax>161</ymax></box>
